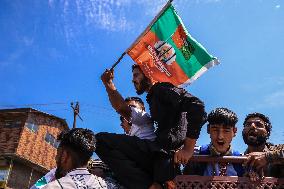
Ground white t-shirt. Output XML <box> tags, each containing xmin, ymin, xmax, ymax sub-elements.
<box><xmin>127</xmin><ymin>107</ymin><xmax>156</xmax><ymax>141</ymax></box>
<box><xmin>42</xmin><ymin>168</ymin><xmax>122</xmax><ymax>189</ymax></box>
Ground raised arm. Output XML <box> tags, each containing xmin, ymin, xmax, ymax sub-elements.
<box><xmin>101</xmin><ymin>69</ymin><xmax>131</xmax><ymax>120</ymax></box>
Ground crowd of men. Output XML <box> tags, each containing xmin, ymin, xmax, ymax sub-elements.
<box><xmin>31</xmin><ymin>65</ymin><xmax>284</xmax><ymax>189</ymax></box>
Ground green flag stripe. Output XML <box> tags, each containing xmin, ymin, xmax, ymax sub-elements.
<box><xmin>150</xmin><ymin>5</ymin><xmax>180</xmax><ymax>41</ymax></box>
<box><xmin>150</xmin><ymin>5</ymin><xmax>215</xmax><ymax>78</ymax></box>
<box><xmin>167</xmin><ymin>38</ymin><xmax>203</xmax><ymax>77</ymax></box>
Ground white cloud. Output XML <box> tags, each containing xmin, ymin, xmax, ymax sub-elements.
<box><xmin>48</xmin><ymin>0</ymin><xmax>173</xmax><ymax>32</ymax></box>
<box><xmin>136</xmin><ymin>0</ymin><xmax>167</xmax><ymax>16</ymax></box>
<box><xmin>73</xmin><ymin>0</ymin><xmax>131</xmax><ymax>31</ymax></box>
<box><xmin>275</xmin><ymin>5</ymin><xmax>280</xmax><ymax>9</ymax></box>
<box><xmin>48</xmin><ymin>0</ymin><xmax>226</xmax><ymax>45</ymax></box>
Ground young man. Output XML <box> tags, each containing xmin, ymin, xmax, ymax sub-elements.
<box><xmin>242</xmin><ymin>113</ymin><xmax>284</xmax><ymax>179</ymax></box>
<box><xmin>120</xmin><ymin>97</ymin><xmax>156</xmax><ymax>141</ymax></box>
<box><xmin>42</xmin><ymin>128</ymin><xmax>108</xmax><ymax>189</ymax></box>
<box><xmin>96</xmin><ymin>66</ymin><xmax>206</xmax><ymax>189</ymax></box>
<box><xmin>183</xmin><ymin>108</ymin><xmax>244</xmax><ymax>176</ymax></box>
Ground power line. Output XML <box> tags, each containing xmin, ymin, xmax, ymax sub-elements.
<box><xmin>0</xmin><ymin>102</ymin><xmax>69</xmax><ymax>108</ymax></box>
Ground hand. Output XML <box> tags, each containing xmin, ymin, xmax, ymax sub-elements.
<box><xmin>174</xmin><ymin>148</ymin><xmax>193</xmax><ymax>165</ymax></box>
<box><xmin>101</xmin><ymin>69</ymin><xmax>114</xmax><ymax>85</ymax></box>
<box><xmin>244</xmin><ymin>152</ymin><xmax>267</xmax><ymax>172</ymax></box>
<box><xmin>246</xmin><ymin>170</ymin><xmax>261</xmax><ymax>182</ymax></box>
<box><xmin>120</xmin><ymin>120</ymin><xmax>131</xmax><ymax>134</ymax></box>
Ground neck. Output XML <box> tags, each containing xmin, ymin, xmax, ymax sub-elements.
<box><xmin>145</xmin><ymin>82</ymin><xmax>154</xmax><ymax>93</ymax></box>
<box><xmin>247</xmin><ymin>143</ymin><xmax>266</xmax><ymax>153</ymax></box>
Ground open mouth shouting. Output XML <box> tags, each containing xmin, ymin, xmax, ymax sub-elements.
<box><xmin>247</xmin><ymin>130</ymin><xmax>258</xmax><ymax>141</ymax></box>
<box><xmin>217</xmin><ymin>141</ymin><xmax>225</xmax><ymax>146</ymax></box>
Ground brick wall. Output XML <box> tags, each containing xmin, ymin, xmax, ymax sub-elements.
<box><xmin>0</xmin><ymin>114</ymin><xmax>26</xmax><ymax>154</ymax></box>
<box><xmin>16</xmin><ymin>113</ymin><xmax>66</xmax><ymax>170</ymax></box>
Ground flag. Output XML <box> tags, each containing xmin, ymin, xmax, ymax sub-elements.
<box><xmin>127</xmin><ymin>2</ymin><xmax>219</xmax><ymax>87</ymax></box>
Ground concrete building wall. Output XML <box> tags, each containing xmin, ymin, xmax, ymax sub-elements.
<box><xmin>6</xmin><ymin>161</ymin><xmax>43</xmax><ymax>189</ymax></box>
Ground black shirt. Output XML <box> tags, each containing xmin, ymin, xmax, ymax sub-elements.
<box><xmin>146</xmin><ymin>82</ymin><xmax>207</xmax><ymax>150</ymax></box>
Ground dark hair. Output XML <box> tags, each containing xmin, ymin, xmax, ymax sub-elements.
<box><xmin>132</xmin><ymin>64</ymin><xmax>141</xmax><ymax>71</ymax></box>
<box><xmin>243</xmin><ymin>112</ymin><xmax>272</xmax><ymax>138</ymax></box>
<box><xmin>207</xmin><ymin>107</ymin><xmax>238</xmax><ymax>127</ymax></box>
<box><xmin>125</xmin><ymin>96</ymin><xmax>144</xmax><ymax>107</ymax></box>
<box><xmin>58</xmin><ymin>128</ymin><xmax>96</xmax><ymax>167</ymax></box>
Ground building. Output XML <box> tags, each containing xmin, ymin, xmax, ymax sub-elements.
<box><xmin>0</xmin><ymin>108</ymin><xmax>68</xmax><ymax>189</ymax></box>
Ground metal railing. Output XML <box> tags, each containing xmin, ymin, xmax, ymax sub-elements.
<box><xmin>176</xmin><ymin>155</ymin><xmax>284</xmax><ymax>189</ymax></box>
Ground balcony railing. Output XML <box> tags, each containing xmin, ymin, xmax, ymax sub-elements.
<box><xmin>176</xmin><ymin>155</ymin><xmax>284</xmax><ymax>189</ymax></box>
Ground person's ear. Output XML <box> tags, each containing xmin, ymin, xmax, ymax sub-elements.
<box><xmin>61</xmin><ymin>149</ymin><xmax>69</xmax><ymax>164</ymax></box>
<box><xmin>233</xmin><ymin>127</ymin><xmax>237</xmax><ymax>137</ymax></box>
<box><xmin>207</xmin><ymin>124</ymin><xmax>210</xmax><ymax>134</ymax></box>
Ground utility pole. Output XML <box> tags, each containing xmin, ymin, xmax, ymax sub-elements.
<box><xmin>71</xmin><ymin>102</ymin><xmax>83</xmax><ymax>128</ymax></box>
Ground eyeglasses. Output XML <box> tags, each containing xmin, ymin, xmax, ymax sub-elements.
<box><xmin>245</xmin><ymin>121</ymin><xmax>265</xmax><ymax>128</ymax></box>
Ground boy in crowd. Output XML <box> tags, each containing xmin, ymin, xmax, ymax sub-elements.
<box><xmin>183</xmin><ymin>108</ymin><xmax>244</xmax><ymax>176</ymax></box>
<box><xmin>40</xmin><ymin>128</ymin><xmax>112</xmax><ymax>189</ymax></box>
<box><xmin>120</xmin><ymin>97</ymin><xmax>156</xmax><ymax>141</ymax></box>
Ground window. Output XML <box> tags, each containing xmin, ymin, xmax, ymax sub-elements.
<box><xmin>2</xmin><ymin>120</ymin><xmax>22</xmax><ymax>128</ymax></box>
<box><xmin>26</xmin><ymin>122</ymin><xmax>39</xmax><ymax>133</ymax></box>
<box><xmin>45</xmin><ymin>133</ymin><xmax>58</xmax><ymax>148</ymax></box>
<box><xmin>0</xmin><ymin>168</ymin><xmax>9</xmax><ymax>182</ymax></box>
<box><xmin>54</xmin><ymin>140</ymin><xmax>60</xmax><ymax>148</ymax></box>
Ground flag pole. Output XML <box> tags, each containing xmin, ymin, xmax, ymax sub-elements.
<box><xmin>126</xmin><ymin>0</ymin><xmax>173</xmax><ymax>53</ymax></box>
<box><xmin>110</xmin><ymin>0</ymin><xmax>173</xmax><ymax>70</ymax></box>
<box><xmin>110</xmin><ymin>52</ymin><xmax>126</xmax><ymax>70</ymax></box>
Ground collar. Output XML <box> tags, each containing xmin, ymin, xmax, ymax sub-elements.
<box><xmin>66</xmin><ymin>168</ymin><xmax>90</xmax><ymax>176</ymax></box>
<box><xmin>209</xmin><ymin>143</ymin><xmax>232</xmax><ymax>156</ymax></box>
<box><xmin>244</xmin><ymin>143</ymin><xmax>270</xmax><ymax>154</ymax></box>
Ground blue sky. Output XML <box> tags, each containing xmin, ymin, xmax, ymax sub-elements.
<box><xmin>1</xmin><ymin>0</ymin><xmax>283</xmax><ymax>153</ymax></box>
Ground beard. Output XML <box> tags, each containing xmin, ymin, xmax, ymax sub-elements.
<box><xmin>242</xmin><ymin>129</ymin><xmax>267</xmax><ymax>147</ymax></box>
<box><xmin>134</xmin><ymin>77</ymin><xmax>150</xmax><ymax>95</ymax></box>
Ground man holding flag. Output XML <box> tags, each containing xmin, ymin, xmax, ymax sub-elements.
<box><xmin>97</xmin><ymin>66</ymin><xmax>206</xmax><ymax>189</ymax></box>
<box><xmin>96</xmin><ymin>1</ymin><xmax>218</xmax><ymax>188</ymax></box>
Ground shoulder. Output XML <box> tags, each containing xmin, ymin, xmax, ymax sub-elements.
<box><xmin>199</xmin><ymin>144</ymin><xmax>210</xmax><ymax>155</ymax></box>
<box><xmin>130</xmin><ymin>107</ymin><xmax>151</xmax><ymax>122</ymax></box>
<box><xmin>148</xmin><ymin>82</ymin><xmax>186</xmax><ymax>98</ymax></box>
<box><xmin>42</xmin><ymin>177</ymin><xmax>75</xmax><ymax>189</ymax></box>
<box><xmin>232</xmin><ymin>149</ymin><xmax>242</xmax><ymax>156</ymax></box>
<box><xmin>268</xmin><ymin>143</ymin><xmax>284</xmax><ymax>151</ymax></box>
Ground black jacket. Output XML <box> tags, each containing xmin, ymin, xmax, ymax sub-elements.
<box><xmin>146</xmin><ymin>82</ymin><xmax>207</xmax><ymax>151</ymax></box>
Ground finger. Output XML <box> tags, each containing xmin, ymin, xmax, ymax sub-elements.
<box><xmin>174</xmin><ymin>153</ymin><xmax>179</xmax><ymax>164</ymax></box>
<box><xmin>248</xmin><ymin>157</ymin><xmax>256</xmax><ymax>168</ymax></box>
<box><xmin>260</xmin><ymin>168</ymin><xmax>264</xmax><ymax>179</ymax></box>
<box><xmin>243</xmin><ymin>155</ymin><xmax>251</xmax><ymax>166</ymax></box>
<box><xmin>182</xmin><ymin>157</ymin><xmax>189</xmax><ymax>165</ymax></box>
<box><xmin>256</xmin><ymin>163</ymin><xmax>263</xmax><ymax>172</ymax></box>
<box><xmin>181</xmin><ymin>158</ymin><xmax>186</xmax><ymax>165</ymax></box>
